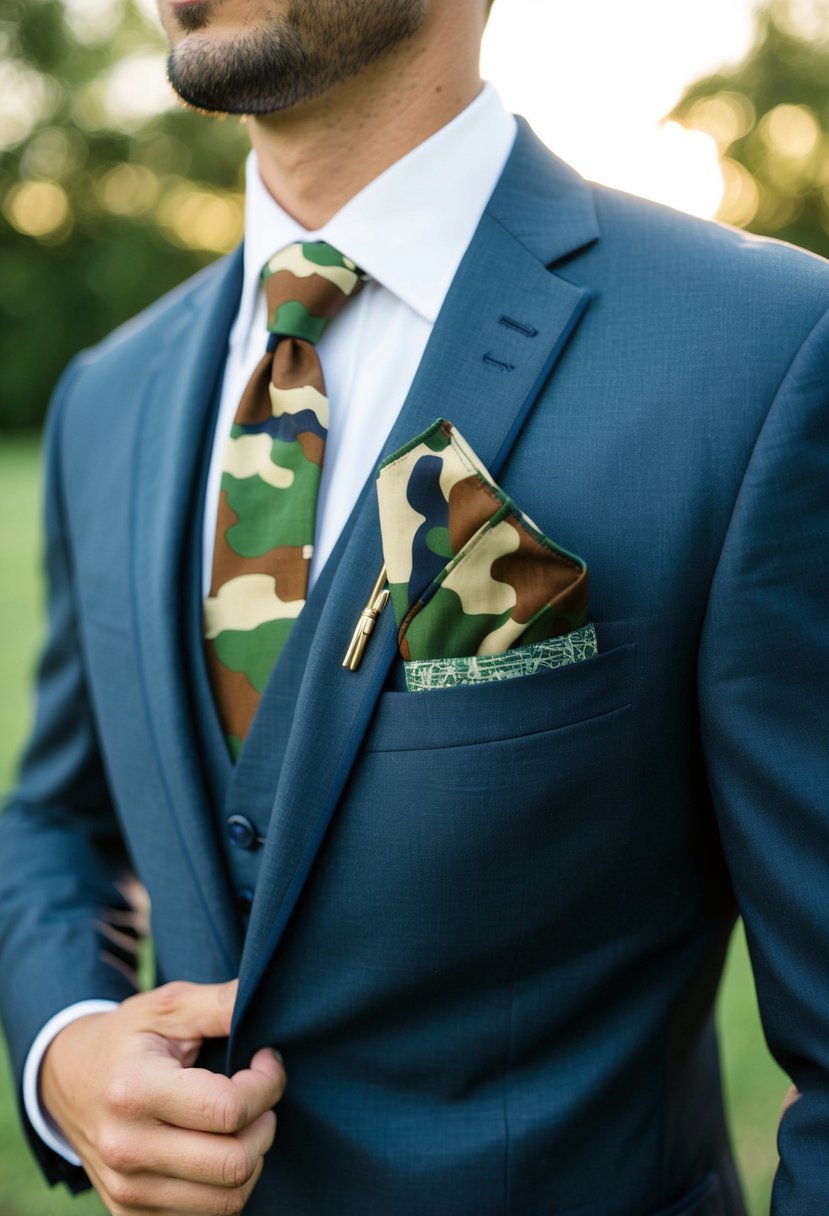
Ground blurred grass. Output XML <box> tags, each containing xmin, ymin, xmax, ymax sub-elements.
<box><xmin>0</xmin><ymin>434</ymin><xmax>786</xmax><ymax>1212</ymax></box>
<box><xmin>0</xmin><ymin>437</ymin><xmax>41</xmax><ymax>793</ymax></box>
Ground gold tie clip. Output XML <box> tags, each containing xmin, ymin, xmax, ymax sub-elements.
<box><xmin>342</xmin><ymin>565</ymin><xmax>390</xmax><ymax>671</ymax></box>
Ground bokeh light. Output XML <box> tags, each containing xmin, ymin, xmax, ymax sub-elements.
<box><xmin>4</xmin><ymin>179</ymin><xmax>71</xmax><ymax>238</ymax></box>
<box><xmin>0</xmin><ymin>59</ymin><xmax>63</xmax><ymax>151</ymax></box>
<box><xmin>95</xmin><ymin>162</ymin><xmax>160</xmax><ymax>215</ymax></box>
<box><xmin>156</xmin><ymin>182</ymin><xmax>244</xmax><ymax>252</ymax></box>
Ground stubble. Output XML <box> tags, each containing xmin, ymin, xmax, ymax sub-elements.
<box><xmin>166</xmin><ymin>0</ymin><xmax>427</xmax><ymax>115</ymax></box>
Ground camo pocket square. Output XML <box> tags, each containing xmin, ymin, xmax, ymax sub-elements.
<box><xmin>376</xmin><ymin>419</ymin><xmax>593</xmax><ymax>687</ymax></box>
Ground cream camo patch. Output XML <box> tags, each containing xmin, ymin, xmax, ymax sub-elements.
<box><xmin>223</xmin><ymin>433</ymin><xmax>295</xmax><ymax>489</ymax></box>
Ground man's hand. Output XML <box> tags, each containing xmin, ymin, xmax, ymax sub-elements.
<box><xmin>40</xmin><ymin>979</ymin><xmax>285</xmax><ymax>1215</ymax></box>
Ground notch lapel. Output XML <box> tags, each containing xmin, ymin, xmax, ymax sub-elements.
<box><xmin>130</xmin><ymin>249</ymin><xmax>244</xmax><ymax>976</ymax></box>
<box><xmin>231</xmin><ymin>123</ymin><xmax>600</xmax><ymax>1048</ymax></box>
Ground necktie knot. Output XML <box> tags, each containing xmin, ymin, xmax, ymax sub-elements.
<box><xmin>262</xmin><ymin>240</ymin><xmax>367</xmax><ymax>346</ymax></box>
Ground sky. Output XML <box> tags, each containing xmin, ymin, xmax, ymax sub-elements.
<box><xmin>481</xmin><ymin>0</ymin><xmax>762</xmax><ymax>217</ymax></box>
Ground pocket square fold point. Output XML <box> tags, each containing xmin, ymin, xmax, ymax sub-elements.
<box><xmin>376</xmin><ymin>419</ymin><xmax>590</xmax><ymax>664</ymax></box>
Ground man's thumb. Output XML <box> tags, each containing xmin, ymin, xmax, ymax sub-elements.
<box><xmin>138</xmin><ymin>978</ymin><xmax>239</xmax><ymax>1040</ymax></box>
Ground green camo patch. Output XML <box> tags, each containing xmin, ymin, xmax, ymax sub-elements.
<box><xmin>268</xmin><ymin>300</ymin><xmax>328</xmax><ymax>343</ymax></box>
<box><xmin>222</xmin><ymin>448</ymin><xmax>321</xmax><ymax>555</ymax></box>
<box><xmin>213</xmin><ymin>618</ymin><xmax>298</xmax><ymax>693</ymax></box>
<box><xmin>302</xmin><ymin>243</ymin><xmax>350</xmax><ymax>268</ymax></box>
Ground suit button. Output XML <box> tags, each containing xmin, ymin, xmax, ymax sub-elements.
<box><xmin>227</xmin><ymin>815</ymin><xmax>261</xmax><ymax>850</ymax></box>
<box><xmin>236</xmin><ymin>887</ymin><xmax>254</xmax><ymax>915</ymax></box>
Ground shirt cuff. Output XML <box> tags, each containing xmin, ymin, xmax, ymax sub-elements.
<box><xmin>23</xmin><ymin>1000</ymin><xmax>120</xmax><ymax>1165</ymax></box>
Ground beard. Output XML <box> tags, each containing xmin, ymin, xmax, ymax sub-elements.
<box><xmin>166</xmin><ymin>0</ymin><xmax>426</xmax><ymax>115</ymax></box>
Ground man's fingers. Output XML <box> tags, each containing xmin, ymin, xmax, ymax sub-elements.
<box><xmin>247</xmin><ymin>1045</ymin><xmax>286</xmax><ymax>1084</ymax></box>
<box><xmin>95</xmin><ymin>1154</ymin><xmax>266</xmax><ymax>1215</ymax></box>
<box><xmin>227</xmin><ymin>1049</ymin><xmax>287</xmax><ymax>1122</ymax></box>
<box><xmin>126</xmin><ymin>978</ymin><xmax>239</xmax><ymax>1041</ymax></box>
<box><xmin>97</xmin><ymin>1109</ymin><xmax>277</xmax><ymax>1188</ymax></box>
<box><xmin>119</xmin><ymin>1052</ymin><xmax>286</xmax><ymax>1133</ymax></box>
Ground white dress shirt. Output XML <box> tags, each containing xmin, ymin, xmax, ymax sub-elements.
<box><xmin>25</xmin><ymin>82</ymin><xmax>517</xmax><ymax>1164</ymax></box>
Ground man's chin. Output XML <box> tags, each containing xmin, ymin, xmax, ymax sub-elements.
<box><xmin>166</xmin><ymin>40</ymin><xmax>249</xmax><ymax>115</ymax></box>
<box><xmin>166</xmin><ymin>72</ymin><xmax>280</xmax><ymax>118</ymax></box>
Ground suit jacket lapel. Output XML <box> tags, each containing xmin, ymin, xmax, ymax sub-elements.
<box><xmin>231</xmin><ymin>123</ymin><xmax>600</xmax><ymax>1047</ymax></box>
<box><xmin>131</xmin><ymin>248</ymin><xmax>245</xmax><ymax>976</ymax></box>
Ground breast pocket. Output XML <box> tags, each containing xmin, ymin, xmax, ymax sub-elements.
<box><xmin>363</xmin><ymin>620</ymin><xmax>640</xmax><ymax>754</ymax></box>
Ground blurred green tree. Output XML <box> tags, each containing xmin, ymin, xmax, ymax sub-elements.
<box><xmin>0</xmin><ymin>0</ymin><xmax>248</xmax><ymax>428</ymax></box>
<box><xmin>672</xmin><ymin>0</ymin><xmax>829</xmax><ymax>259</ymax></box>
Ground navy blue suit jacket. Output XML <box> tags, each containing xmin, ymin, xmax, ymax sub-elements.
<box><xmin>2</xmin><ymin>120</ymin><xmax>829</xmax><ymax>1215</ymax></box>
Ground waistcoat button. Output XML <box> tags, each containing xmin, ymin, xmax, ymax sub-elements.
<box><xmin>236</xmin><ymin>887</ymin><xmax>254</xmax><ymax>915</ymax></box>
<box><xmin>227</xmin><ymin>814</ymin><xmax>261</xmax><ymax>850</ymax></box>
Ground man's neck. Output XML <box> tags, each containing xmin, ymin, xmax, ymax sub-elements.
<box><xmin>246</xmin><ymin>7</ymin><xmax>483</xmax><ymax>230</ymax></box>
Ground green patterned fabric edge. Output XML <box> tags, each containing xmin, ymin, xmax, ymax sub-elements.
<box><xmin>377</xmin><ymin>418</ymin><xmax>451</xmax><ymax>472</ymax></box>
<box><xmin>403</xmin><ymin>623</ymin><xmax>598</xmax><ymax>692</ymax></box>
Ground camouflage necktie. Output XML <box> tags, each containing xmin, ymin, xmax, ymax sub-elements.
<box><xmin>204</xmin><ymin>241</ymin><xmax>368</xmax><ymax>759</ymax></box>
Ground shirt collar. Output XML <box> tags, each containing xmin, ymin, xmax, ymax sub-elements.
<box><xmin>237</xmin><ymin>82</ymin><xmax>517</xmax><ymax>339</ymax></box>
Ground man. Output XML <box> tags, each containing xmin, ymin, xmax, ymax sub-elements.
<box><xmin>1</xmin><ymin>0</ymin><xmax>828</xmax><ymax>1211</ymax></box>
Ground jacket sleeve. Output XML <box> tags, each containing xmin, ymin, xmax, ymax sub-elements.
<box><xmin>698</xmin><ymin>306</ymin><xmax>829</xmax><ymax>1214</ymax></box>
<box><xmin>0</xmin><ymin>359</ymin><xmax>140</xmax><ymax>1193</ymax></box>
